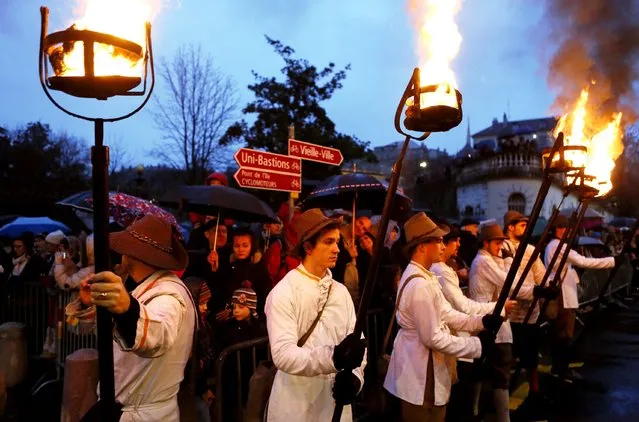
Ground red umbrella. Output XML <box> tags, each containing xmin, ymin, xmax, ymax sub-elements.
<box><xmin>57</xmin><ymin>191</ymin><xmax>179</xmax><ymax>232</ymax></box>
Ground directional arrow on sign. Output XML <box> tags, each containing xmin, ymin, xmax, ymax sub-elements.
<box><xmin>234</xmin><ymin>168</ymin><xmax>302</xmax><ymax>193</ymax></box>
<box><xmin>288</xmin><ymin>138</ymin><xmax>344</xmax><ymax>166</ymax></box>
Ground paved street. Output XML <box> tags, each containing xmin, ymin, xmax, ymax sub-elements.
<box><xmin>541</xmin><ymin>298</ymin><xmax>639</xmax><ymax>422</ymax></box>
<box><xmin>505</xmin><ymin>296</ymin><xmax>639</xmax><ymax>422</ymax></box>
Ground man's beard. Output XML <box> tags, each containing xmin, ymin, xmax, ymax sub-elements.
<box><xmin>515</xmin><ymin>234</ymin><xmax>524</xmax><ymax>242</ymax></box>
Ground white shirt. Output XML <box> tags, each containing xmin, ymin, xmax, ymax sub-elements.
<box><xmin>545</xmin><ymin>238</ymin><xmax>615</xmax><ymax>309</ymax></box>
<box><xmin>384</xmin><ymin>261</ymin><xmax>482</xmax><ymax>406</ymax></box>
<box><xmin>431</xmin><ymin>261</ymin><xmax>496</xmax><ymax>363</ymax></box>
<box><xmin>502</xmin><ymin>239</ymin><xmax>546</xmax><ymax>324</ymax></box>
<box><xmin>469</xmin><ymin>250</ymin><xmax>534</xmax><ymax>343</ymax></box>
<box><xmin>99</xmin><ymin>270</ymin><xmax>196</xmax><ymax>422</ymax></box>
<box><xmin>265</xmin><ymin>264</ymin><xmax>366</xmax><ymax>422</ymax></box>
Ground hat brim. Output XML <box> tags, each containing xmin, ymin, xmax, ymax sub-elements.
<box><xmin>480</xmin><ymin>234</ymin><xmax>508</xmax><ymax>242</ymax></box>
<box><xmin>292</xmin><ymin>217</ymin><xmax>343</xmax><ymax>258</ymax></box>
<box><xmin>402</xmin><ymin>224</ymin><xmax>450</xmax><ymax>257</ymax></box>
<box><xmin>506</xmin><ymin>217</ymin><xmax>529</xmax><ymax>227</ymax></box>
<box><xmin>110</xmin><ymin>230</ymin><xmax>189</xmax><ymax>271</ymax></box>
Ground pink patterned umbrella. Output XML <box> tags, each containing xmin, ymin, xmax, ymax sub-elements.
<box><xmin>57</xmin><ymin>191</ymin><xmax>179</xmax><ymax>231</ymax></box>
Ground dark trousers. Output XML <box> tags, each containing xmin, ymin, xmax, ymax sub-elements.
<box><xmin>551</xmin><ymin>307</ymin><xmax>577</xmax><ymax>375</ymax></box>
<box><xmin>446</xmin><ymin>361</ymin><xmax>475</xmax><ymax>422</ymax></box>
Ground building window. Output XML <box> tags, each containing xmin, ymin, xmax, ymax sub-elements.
<box><xmin>508</xmin><ymin>193</ymin><xmax>526</xmax><ymax>214</ymax></box>
<box><xmin>464</xmin><ymin>206</ymin><xmax>474</xmax><ymax>217</ymax></box>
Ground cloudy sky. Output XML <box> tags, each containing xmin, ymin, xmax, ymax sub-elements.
<box><xmin>0</xmin><ymin>0</ymin><xmax>555</xmax><ymax>165</ymax></box>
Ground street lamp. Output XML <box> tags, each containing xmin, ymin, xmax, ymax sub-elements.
<box><xmin>419</xmin><ymin>161</ymin><xmax>428</xmax><ymax>168</ymax></box>
<box><xmin>39</xmin><ymin>6</ymin><xmax>155</xmax><ymax>419</ymax></box>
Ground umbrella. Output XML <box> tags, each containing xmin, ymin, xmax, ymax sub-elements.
<box><xmin>301</xmin><ymin>173</ymin><xmax>412</xmax><ymax>221</ymax></box>
<box><xmin>0</xmin><ymin>216</ymin><xmax>70</xmax><ymax>238</ymax></box>
<box><xmin>560</xmin><ymin>207</ymin><xmax>603</xmax><ymax>218</ymax></box>
<box><xmin>608</xmin><ymin>216</ymin><xmax>636</xmax><ymax>228</ymax></box>
<box><xmin>160</xmin><ymin>185</ymin><xmax>278</xmax><ymax>251</ymax></box>
<box><xmin>57</xmin><ymin>191</ymin><xmax>180</xmax><ymax>231</ymax></box>
<box><xmin>577</xmin><ymin>236</ymin><xmax>604</xmax><ymax>247</ymax></box>
<box><xmin>160</xmin><ymin>185</ymin><xmax>278</xmax><ymax>224</ymax></box>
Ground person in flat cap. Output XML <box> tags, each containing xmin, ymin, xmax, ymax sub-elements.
<box><xmin>384</xmin><ymin>213</ymin><xmax>497</xmax><ymax>422</ymax></box>
<box><xmin>545</xmin><ymin>213</ymin><xmax>619</xmax><ymax>381</ymax></box>
<box><xmin>264</xmin><ymin>209</ymin><xmax>367</xmax><ymax>422</ymax></box>
<box><xmin>469</xmin><ymin>223</ymin><xmax>555</xmax><ymax>422</ymax></box>
<box><xmin>76</xmin><ymin>215</ymin><xmax>196</xmax><ymax>422</ymax></box>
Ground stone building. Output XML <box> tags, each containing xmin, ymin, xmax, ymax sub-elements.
<box><xmin>456</xmin><ymin>114</ymin><xmax>611</xmax><ymax>222</ymax></box>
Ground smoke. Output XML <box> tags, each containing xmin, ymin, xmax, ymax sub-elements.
<box><xmin>542</xmin><ymin>0</ymin><xmax>639</xmax><ymax>123</ymax></box>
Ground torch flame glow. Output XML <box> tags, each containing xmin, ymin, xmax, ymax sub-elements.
<box><xmin>555</xmin><ymin>89</ymin><xmax>624</xmax><ymax>197</ymax></box>
<box><xmin>408</xmin><ymin>0</ymin><xmax>462</xmax><ymax>109</ymax></box>
<box><xmin>57</xmin><ymin>0</ymin><xmax>157</xmax><ymax>77</ymax></box>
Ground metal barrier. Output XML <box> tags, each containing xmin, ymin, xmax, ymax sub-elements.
<box><xmin>1</xmin><ymin>282</ymin><xmax>49</xmax><ymax>355</ymax></box>
<box><xmin>212</xmin><ymin>308</ymin><xmax>391</xmax><ymax>422</ymax></box>
<box><xmin>214</xmin><ymin>336</ymin><xmax>270</xmax><ymax>422</ymax></box>
<box><xmin>55</xmin><ymin>289</ymin><xmax>97</xmax><ymax>370</ymax></box>
<box><xmin>578</xmin><ymin>258</ymin><xmax>633</xmax><ymax>306</ymax></box>
<box><xmin>0</xmin><ymin>281</ymin><xmax>97</xmax><ymax>372</ymax></box>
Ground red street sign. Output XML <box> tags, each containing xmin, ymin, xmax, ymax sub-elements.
<box><xmin>234</xmin><ymin>148</ymin><xmax>301</xmax><ymax>175</ymax></box>
<box><xmin>288</xmin><ymin>138</ymin><xmax>344</xmax><ymax>166</ymax></box>
<box><xmin>234</xmin><ymin>168</ymin><xmax>302</xmax><ymax>193</ymax></box>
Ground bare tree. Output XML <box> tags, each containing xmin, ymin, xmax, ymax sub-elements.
<box><xmin>152</xmin><ymin>44</ymin><xmax>238</xmax><ymax>184</ymax></box>
<box><xmin>107</xmin><ymin>135</ymin><xmax>131</xmax><ymax>176</ymax></box>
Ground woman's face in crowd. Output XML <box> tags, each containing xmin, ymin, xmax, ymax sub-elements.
<box><xmin>359</xmin><ymin>234</ymin><xmax>374</xmax><ymax>254</ymax></box>
<box><xmin>233</xmin><ymin>303</ymin><xmax>251</xmax><ymax>321</ymax></box>
<box><xmin>233</xmin><ymin>234</ymin><xmax>252</xmax><ymax>260</ymax></box>
<box><xmin>12</xmin><ymin>240</ymin><xmax>26</xmax><ymax>258</ymax></box>
<box><xmin>204</xmin><ymin>224</ymin><xmax>228</xmax><ymax>248</ymax></box>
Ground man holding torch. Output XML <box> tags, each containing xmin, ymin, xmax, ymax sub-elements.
<box><xmin>384</xmin><ymin>213</ymin><xmax>498</xmax><ymax>422</ymax></box>
<box><xmin>546</xmin><ymin>215</ymin><xmax>619</xmax><ymax>381</ymax></box>
<box><xmin>501</xmin><ymin>210</ymin><xmax>547</xmax><ymax>407</ymax></box>
<box><xmin>469</xmin><ymin>223</ymin><xmax>557</xmax><ymax>422</ymax></box>
<box><xmin>73</xmin><ymin>215</ymin><xmax>196</xmax><ymax>421</ymax></box>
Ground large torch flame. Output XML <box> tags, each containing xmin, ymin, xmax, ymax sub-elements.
<box><xmin>555</xmin><ymin>89</ymin><xmax>624</xmax><ymax>197</ymax></box>
<box><xmin>408</xmin><ymin>0</ymin><xmax>462</xmax><ymax>109</ymax></box>
<box><xmin>56</xmin><ymin>0</ymin><xmax>157</xmax><ymax>77</ymax></box>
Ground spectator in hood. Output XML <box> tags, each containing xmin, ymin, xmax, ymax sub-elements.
<box><xmin>205</xmin><ymin>172</ymin><xmax>228</xmax><ymax>186</ymax></box>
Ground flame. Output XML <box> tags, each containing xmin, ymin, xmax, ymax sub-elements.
<box><xmin>57</xmin><ymin>0</ymin><xmax>157</xmax><ymax>77</ymax></box>
<box><xmin>408</xmin><ymin>0</ymin><xmax>462</xmax><ymax>109</ymax></box>
<box><xmin>555</xmin><ymin>89</ymin><xmax>624</xmax><ymax>196</ymax></box>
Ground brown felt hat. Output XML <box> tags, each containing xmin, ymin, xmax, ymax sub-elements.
<box><xmin>110</xmin><ymin>215</ymin><xmax>188</xmax><ymax>271</ymax></box>
<box><xmin>503</xmin><ymin>210</ymin><xmax>528</xmax><ymax>228</ymax></box>
<box><xmin>403</xmin><ymin>212</ymin><xmax>449</xmax><ymax>256</ymax></box>
<box><xmin>479</xmin><ymin>223</ymin><xmax>507</xmax><ymax>242</ymax></box>
<box><xmin>552</xmin><ymin>214</ymin><xmax>570</xmax><ymax>229</ymax></box>
<box><xmin>293</xmin><ymin>209</ymin><xmax>342</xmax><ymax>256</ymax></box>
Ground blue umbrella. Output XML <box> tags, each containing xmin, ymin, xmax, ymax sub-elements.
<box><xmin>0</xmin><ymin>216</ymin><xmax>71</xmax><ymax>238</ymax></box>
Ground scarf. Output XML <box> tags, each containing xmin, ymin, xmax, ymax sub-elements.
<box><xmin>12</xmin><ymin>255</ymin><xmax>29</xmax><ymax>276</ymax></box>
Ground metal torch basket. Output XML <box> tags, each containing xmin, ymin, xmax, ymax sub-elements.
<box><xmin>40</xmin><ymin>6</ymin><xmax>152</xmax><ymax>100</ymax></box>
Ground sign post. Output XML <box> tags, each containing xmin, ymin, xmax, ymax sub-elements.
<box><xmin>288</xmin><ymin>125</ymin><xmax>296</xmax><ymax>223</ymax></box>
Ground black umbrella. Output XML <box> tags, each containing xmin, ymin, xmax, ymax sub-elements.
<box><xmin>160</xmin><ymin>185</ymin><xmax>278</xmax><ymax>224</ymax></box>
<box><xmin>302</xmin><ymin>173</ymin><xmax>412</xmax><ymax>221</ymax></box>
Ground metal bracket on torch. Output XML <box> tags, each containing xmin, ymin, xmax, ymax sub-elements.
<box><xmin>332</xmin><ymin>67</ymin><xmax>465</xmax><ymax>422</ymax></box>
